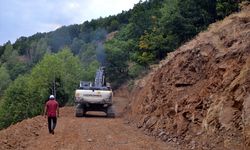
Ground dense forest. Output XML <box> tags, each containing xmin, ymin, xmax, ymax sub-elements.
<box><xmin>0</xmin><ymin>0</ymin><xmax>245</xmax><ymax>129</ymax></box>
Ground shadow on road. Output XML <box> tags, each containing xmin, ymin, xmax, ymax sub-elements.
<box><xmin>75</xmin><ymin>111</ymin><xmax>116</xmax><ymax>119</ymax></box>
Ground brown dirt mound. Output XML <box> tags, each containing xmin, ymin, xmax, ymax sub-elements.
<box><xmin>126</xmin><ymin>4</ymin><xmax>250</xmax><ymax>150</ymax></box>
<box><xmin>0</xmin><ymin>116</ymin><xmax>45</xmax><ymax>149</ymax></box>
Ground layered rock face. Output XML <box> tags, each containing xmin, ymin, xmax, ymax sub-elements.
<box><xmin>127</xmin><ymin>4</ymin><xmax>250</xmax><ymax>150</ymax></box>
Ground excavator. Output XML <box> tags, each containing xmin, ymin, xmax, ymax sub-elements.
<box><xmin>74</xmin><ymin>67</ymin><xmax>115</xmax><ymax>117</ymax></box>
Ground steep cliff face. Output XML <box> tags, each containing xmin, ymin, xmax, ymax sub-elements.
<box><xmin>127</xmin><ymin>4</ymin><xmax>250</xmax><ymax>149</ymax></box>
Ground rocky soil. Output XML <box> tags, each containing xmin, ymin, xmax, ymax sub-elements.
<box><xmin>126</xmin><ymin>3</ymin><xmax>250</xmax><ymax>150</ymax></box>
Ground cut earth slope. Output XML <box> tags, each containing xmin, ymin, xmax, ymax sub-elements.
<box><xmin>126</xmin><ymin>3</ymin><xmax>250</xmax><ymax>150</ymax></box>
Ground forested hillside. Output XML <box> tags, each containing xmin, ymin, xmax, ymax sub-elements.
<box><xmin>0</xmin><ymin>0</ymin><xmax>244</xmax><ymax>129</ymax></box>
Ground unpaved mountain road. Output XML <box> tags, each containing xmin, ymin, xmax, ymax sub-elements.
<box><xmin>0</xmin><ymin>97</ymin><xmax>174</xmax><ymax>150</ymax></box>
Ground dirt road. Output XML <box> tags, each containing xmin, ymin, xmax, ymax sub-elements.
<box><xmin>0</xmin><ymin>97</ymin><xmax>174</xmax><ymax>150</ymax></box>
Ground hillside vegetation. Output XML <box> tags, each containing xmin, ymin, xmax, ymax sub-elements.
<box><xmin>0</xmin><ymin>0</ymin><xmax>245</xmax><ymax>129</ymax></box>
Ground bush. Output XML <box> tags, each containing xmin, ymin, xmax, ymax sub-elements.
<box><xmin>128</xmin><ymin>63</ymin><xmax>147</xmax><ymax>78</ymax></box>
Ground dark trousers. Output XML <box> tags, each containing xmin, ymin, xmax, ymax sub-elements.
<box><xmin>48</xmin><ymin>117</ymin><xmax>57</xmax><ymax>133</ymax></box>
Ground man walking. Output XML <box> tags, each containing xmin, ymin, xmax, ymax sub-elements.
<box><xmin>44</xmin><ymin>95</ymin><xmax>59</xmax><ymax>134</ymax></box>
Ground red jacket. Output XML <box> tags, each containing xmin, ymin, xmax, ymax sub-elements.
<box><xmin>46</xmin><ymin>99</ymin><xmax>58</xmax><ymax>117</ymax></box>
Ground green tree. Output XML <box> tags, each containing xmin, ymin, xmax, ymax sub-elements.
<box><xmin>138</xmin><ymin>27</ymin><xmax>168</xmax><ymax>63</ymax></box>
<box><xmin>1</xmin><ymin>42</ymin><xmax>13</xmax><ymax>62</ymax></box>
<box><xmin>30</xmin><ymin>38</ymin><xmax>50</xmax><ymax>64</ymax></box>
<box><xmin>79</xmin><ymin>43</ymin><xmax>97</xmax><ymax>66</ymax></box>
<box><xmin>70</xmin><ymin>38</ymin><xmax>85</xmax><ymax>55</ymax></box>
<box><xmin>4</xmin><ymin>50</ymin><xmax>28</xmax><ymax>80</ymax></box>
<box><xmin>216</xmin><ymin>0</ymin><xmax>239</xmax><ymax>19</ymax></box>
<box><xmin>108</xmin><ymin>19</ymin><xmax>120</xmax><ymax>32</ymax></box>
<box><xmin>0</xmin><ymin>66</ymin><xmax>11</xmax><ymax>96</ymax></box>
<box><xmin>56</xmin><ymin>49</ymin><xmax>85</xmax><ymax>104</ymax></box>
<box><xmin>30</xmin><ymin>48</ymin><xmax>84</xmax><ymax>105</ymax></box>
<box><xmin>0</xmin><ymin>48</ymin><xmax>84</xmax><ymax>129</ymax></box>
<box><xmin>128</xmin><ymin>63</ymin><xmax>146</xmax><ymax>78</ymax></box>
<box><xmin>0</xmin><ymin>75</ymin><xmax>32</xmax><ymax>128</ymax></box>
<box><xmin>105</xmin><ymin>39</ymin><xmax>130</xmax><ymax>88</ymax></box>
<box><xmin>82</xmin><ymin>60</ymin><xmax>100</xmax><ymax>81</ymax></box>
